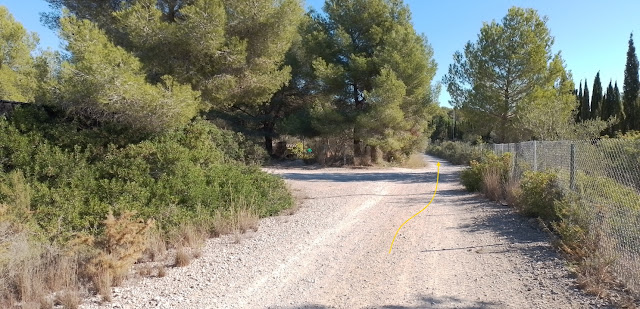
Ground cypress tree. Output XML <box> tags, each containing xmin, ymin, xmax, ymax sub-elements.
<box><xmin>614</xmin><ymin>82</ymin><xmax>624</xmax><ymax>133</ymax></box>
<box><xmin>623</xmin><ymin>33</ymin><xmax>640</xmax><ymax>131</ymax></box>
<box><xmin>576</xmin><ymin>81</ymin><xmax>583</xmax><ymax>122</ymax></box>
<box><xmin>581</xmin><ymin>79</ymin><xmax>590</xmax><ymax>121</ymax></box>
<box><xmin>602</xmin><ymin>80</ymin><xmax>615</xmax><ymax>120</ymax></box>
<box><xmin>591</xmin><ymin>72</ymin><xmax>602</xmax><ymax>119</ymax></box>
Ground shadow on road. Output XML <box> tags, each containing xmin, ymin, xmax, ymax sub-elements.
<box><xmin>278</xmin><ymin>171</ymin><xmax>454</xmax><ymax>184</ymax></box>
<box><xmin>277</xmin><ymin>165</ymin><xmax>462</xmax><ymax>184</ymax></box>
<box><xmin>272</xmin><ymin>294</ymin><xmax>501</xmax><ymax>309</ymax></box>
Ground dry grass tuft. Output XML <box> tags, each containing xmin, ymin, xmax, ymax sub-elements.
<box><xmin>142</xmin><ymin>228</ymin><xmax>166</xmax><ymax>262</ymax></box>
<box><xmin>481</xmin><ymin>167</ymin><xmax>503</xmax><ymax>202</ymax></box>
<box><xmin>232</xmin><ymin>230</ymin><xmax>242</xmax><ymax>244</ymax></box>
<box><xmin>576</xmin><ymin>254</ymin><xmax>615</xmax><ymax>298</ymax></box>
<box><xmin>137</xmin><ymin>263</ymin><xmax>152</xmax><ymax>277</ymax></box>
<box><xmin>192</xmin><ymin>248</ymin><xmax>203</xmax><ymax>259</ymax></box>
<box><xmin>401</xmin><ymin>154</ymin><xmax>428</xmax><ymax>169</ymax></box>
<box><xmin>0</xmin><ymin>215</ymin><xmax>84</xmax><ymax>308</ymax></box>
<box><xmin>87</xmin><ymin>211</ymin><xmax>153</xmax><ymax>297</ymax></box>
<box><xmin>174</xmin><ymin>248</ymin><xmax>191</xmax><ymax>267</ymax></box>
<box><xmin>236</xmin><ymin>208</ymin><xmax>259</xmax><ymax>233</ymax></box>
<box><xmin>179</xmin><ymin>224</ymin><xmax>206</xmax><ymax>249</ymax></box>
<box><xmin>211</xmin><ymin>211</ymin><xmax>234</xmax><ymax>237</ymax></box>
<box><xmin>91</xmin><ymin>267</ymin><xmax>112</xmax><ymax>302</ymax></box>
<box><xmin>55</xmin><ymin>289</ymin><xmax>81</xmax><ymax>309</ymax></box>
<box><xmin>211</xmin><ymin>207</ymin><xmax>259</xmax><ymax>237</ymax></box>
<box><xmin>504</xmin><ymin>177</ymin><xmax>521</xmax><ymax>207</ymax></box>
<box><xmin>157</xmin><ymin>265</ymin><xmax>166</xmax><ymax>278</ymax></box>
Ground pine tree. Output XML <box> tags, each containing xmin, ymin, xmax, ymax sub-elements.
<box><xmin>45</xmin><ymin>0</ymin><xmax>305</xmax><ymax>150</ymax></box>
<box><xmin>307</xmin><ymin>0</ymin><xmax>437</xmax><ymax>159</ymax></box>
<box><xmin>591</xmin><ymin>72</ymin><xmax>602</xmax><ymax>120</ymax></box>
<box><xmin>445</xmin><ymin>7</ymin><xmax>574</xmax><ymax>142</ymax></box>
<box><xmin>57</xmin><ymin>15</ymin><xmax>200</xmax><ymax>133</ymax></box>
<box><xmin>581</xmin><ymin>79</ymin><xmax>590</xmax><ymax>121</ymax></box>
<box><xmin>623</xmin><ymin>33</ymin><xmax>640</xmax><ymax>131</ymax></box>
<box><xmin>0</xmin><ymin>6</ymin><xmax>38</xmax><ymax>102</ymax></box>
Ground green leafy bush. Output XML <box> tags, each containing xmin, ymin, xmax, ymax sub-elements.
<box><xmin>518</xmin><ymin>171</ymin><xmax>565</xmax><ymax>221</ymax></box>
<box><xmin>0</xmin><ymin>117</ymin><xmax>292</xmax><ymax>240</ymax></box>
<box><xmin>459</xmin><ymin>153</ymin><xmax>512</xmax><ymax>193</ymax></box>
<box><xmin>460</xmin><ymin>160</ymin><xmax>484</xmax><ymax>192</ymax></box>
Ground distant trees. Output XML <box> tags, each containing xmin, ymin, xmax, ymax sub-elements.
<box><xmin>581</xmin><ymin>80</ymin><xmax>590</xmax><ymax>122</ymax></box>
<box><xmin>602</xmin><ymin>80</ymin><xmax>623</xmax><ymax>135</ymax></box>
<box><xmin>445</xmin><ymin>7</ymin><xmax>575</xmax><ymax>142</ymax></box>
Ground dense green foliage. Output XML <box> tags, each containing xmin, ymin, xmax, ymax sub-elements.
<box><xmin>43</xmin><ymin>0</ymin><xmax>305</xmax><ymax>153</ymax></box>
<box><xmin>602</xmin><ymin>81</ymin><xmax>624</xmax><ymax>135</ymax></box>
<box><xmin>56</xmin><ymin>15</ymin><xmax>201</xmax><ymax>134</ymax></box>
<box><xmin>302</xmin><ymin>0</ymin><xmax>438</xmax><ymax>160</ymax></box>
<box><xmin>518</xmin><ymin>171</ymin><xmax>564</xmax><ymax>221</ymax></box>
<box><xmin>459</xmin><ymin>153</ymin><xmax>511</xmax><ymax>193</ymax></box>
<box><xmin>0</xmin><ymin>113</ymin><xmax>290</xmax><ymax>240</ymax></box>
<box><xmin>0</xmin><ymin>6</ymin><xmax>38</xmax><ymax>102</ymax></box>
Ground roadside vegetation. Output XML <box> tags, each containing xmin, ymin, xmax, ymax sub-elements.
<box><xmin>2</xmin><ymin>0</ymin><xmax>640</xmax><ymax>307</ymax></box>
<box><xmin>428</xmin><ymin>140</ymin><xmax>640</xmax><ymax>307</ymax></box>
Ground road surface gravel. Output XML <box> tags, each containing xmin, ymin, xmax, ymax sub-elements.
<box><xmin>81</xmin><ymin>155</ymin><xmax>611</xmax><ymax>309</ymax></box>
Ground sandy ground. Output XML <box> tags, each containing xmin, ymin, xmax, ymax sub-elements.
<box><xmin>82</xmin><ymin>155</ymin><xmax>611</xmax><ymax>309</ymax></box>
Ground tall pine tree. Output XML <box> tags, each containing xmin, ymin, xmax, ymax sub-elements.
<box><xmin>307</xmin><ymin>0</ymin><xmax>438</xmax><ymax>159</ymax></box>
<box><xmin>446</xmin><ymin>7</ymin><xmax>574</xmax><ymax>142</ymax></box>
<box><xmin>623</xmin><ymin>33</ymin><xmax>640</xmax><ymax>131</ymax></box>
<box><xmin>591</xmin><ymin>72</ymin><xmax>602</xmax><ymax>120</ymax></box>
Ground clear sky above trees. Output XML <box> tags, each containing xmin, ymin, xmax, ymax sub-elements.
<box><xmin>1</xmin><ymin>0</ymin><xmax>639</xmax><ymax>107</ymax></box>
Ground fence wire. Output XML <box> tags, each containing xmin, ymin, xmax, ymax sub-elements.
<box><xmin>489</xmin><ymin>139</ymin><xmax>640</xmax><ymax>296</ymax></box>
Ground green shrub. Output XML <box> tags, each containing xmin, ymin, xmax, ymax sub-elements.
<box><xmin>460</xmin><ymin>160</ymin><xmax>484</xmax><ymax>192</ymax></box>
<box><xmin>518</xmin><ymin>171</ymin><xmax>564</xmax><ymax>221</ymax></box>
<box><xmin>459</xmin><ymin>153</ymin><xmax>512</xmax><ymax>193</ymax></box>
<box><xmin>0</xmin><ymin>117</ymin><xmax>292</xmax><ymax>241</ymax></box>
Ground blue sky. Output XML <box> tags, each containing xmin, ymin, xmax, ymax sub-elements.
<box><xmin>1</xmin><ymin>0</ymin><xmax>639</xmax><ymax>106</ymax></box>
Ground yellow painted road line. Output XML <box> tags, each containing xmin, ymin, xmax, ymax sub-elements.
<box><xmin>389</xmin><ymin>162</ymin><xmax>440</xmax><ymax>254</ymax></box>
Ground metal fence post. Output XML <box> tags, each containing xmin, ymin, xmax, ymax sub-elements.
<box><xmin>533</xmin><ymin>141</ymin><xmax>537</xmax><ymax>172</ymax></box>
<box><xmin>569</xmin><ymin>143</ymin><xmax>576</xmax><ymax>190</ymax></box>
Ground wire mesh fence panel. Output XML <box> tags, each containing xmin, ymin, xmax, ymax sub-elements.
<box><xmin>489</xmin><ymin>139</ymin><xmax>640</xmax><ymax>296</ymax></box>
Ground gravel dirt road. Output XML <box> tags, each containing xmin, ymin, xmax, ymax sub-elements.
<box><xmin>82</xmin><ymin>155</ymin><xmax>611</xmax><ymax>309</ymax></box>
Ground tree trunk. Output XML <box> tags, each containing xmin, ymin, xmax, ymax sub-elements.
<box><xmin>265</xmin><ymin>135</ymin><xmax>273</xmax><ymax>156</ymax></box>
<box><xmin>370</xmin><ymin>145</ymin><xmax>380</xmax><ymax>164</ymax></box>
<box><xmin>353</xmin><ymin>83</ymin><xmax>364</xmax><ymax>161</ymax></box>
<box><xmin>263</xmin><ymin>122</ymin><xmax>274</xmax><ymax>156</ymax></box>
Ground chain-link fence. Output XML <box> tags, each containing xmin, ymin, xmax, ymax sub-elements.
<box><xmin>488</xmin><ymin>139</ymin><xmax>640</xmax><ymax>296</ymax></box>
